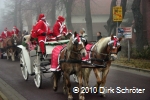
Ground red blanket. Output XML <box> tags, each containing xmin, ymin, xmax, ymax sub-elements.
<box><xmin>82</xmin><ymin>43</ymin><xmax>94</xmax><ymax>61</ymax></box>
<box><xmin>50</xmin><ymin>45</ymin><xmax>66</xmax><ymax>71</ymax></box>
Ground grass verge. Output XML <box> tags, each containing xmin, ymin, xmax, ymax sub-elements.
<box><xmin>112</xmin><ymin>57</ymin><xmax>150</xmax><ymax>70</ymax></box>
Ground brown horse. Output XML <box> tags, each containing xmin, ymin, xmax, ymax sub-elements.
<box><xmin>82</xmin><ymin>35</ymin><xmax>122</xmax><ymax>97</ymax></box>
<box><xmin>53</xmin><ymin>32</ymin><xmax>87</xmax><ymax>100</ymax></box>
<box><xmin>6</xmin><ymin>34</ymin><xmax>21</xmax><ymax>61</ymax></box>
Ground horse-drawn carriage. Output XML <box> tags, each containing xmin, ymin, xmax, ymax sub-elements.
<box><xmin>18</xmin><ymin>38</ymin><xmax>70</xmax><ymax>88</ymax></box>
<box><xmin>17</xmin><ymin>32</ymin><xmax>122</xmax><ymax>100</ymax></box>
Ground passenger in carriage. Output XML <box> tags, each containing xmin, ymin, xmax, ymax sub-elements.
<box><xmin>11</xmin><ymin>26</ymin><xmax>20</xmax><ymax>36</ymax></box>
<box><xmin>52</xmin><ymin>16</ymin><xmax>66</xmax><ymax>40</ymax></box>
<box><xmin>79</xmin><ymin>28</ymin><xmax>88</xmax><ymax>40</ymax></box>
<box><xmin>34</xmin><ymin>13</ymin><xmax>51</xmax><ymax>56</ymax></box>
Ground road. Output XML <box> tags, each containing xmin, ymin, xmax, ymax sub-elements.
<box><xmin>0</xmin><ymin>58</ymin><xmax>150</xmax><ymax>100</ymax></box>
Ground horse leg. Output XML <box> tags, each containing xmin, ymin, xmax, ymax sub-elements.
<box><xmin>82</xmin><ymin>68</ymin><xmax>91</xmax><ymax>87</ymax></box>
<box><xmin>64</xmin><ymin>72</ymin><xmax>73</xmax><ymax>100</ymax></box>
<box><xmin>77</xmin><ymin>70</ymin><xmax>85</xmax><ymax>100</ymax></box>
<box><xmin>53</xmin><ymin>71</ymin><xmax>61</xmax><ymax>91</ymax></box>
<box><xmin>6</xmin><ymin>49</ymin><xmax>9</xmax><ymax>60</ymax></box>
<box><xmin>11</xmin><ymin>51</ymin><xmax>15</xmax><ymax>61</ymax></box>
<box><xmin>100</xmin><ymin>63</ymin><xmax>111</xmax><ymax>97</ymax></box>
<box><xmin>63</xmin><ymin>74</ymin><xmax>67</xmax><ymax>94</ymax></box>
<box><xmin>93</xmin><ymin>68</ymin><xmax>101</xmax><ymax>94</ymax></box>
<box><xmin>11</xmin><ymin>50</ymin><xmax>15</xmax><ymax>61</ymax></box>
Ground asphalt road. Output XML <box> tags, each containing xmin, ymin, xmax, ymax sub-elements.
<box><xmin>0</xmin><ymin>58</ymin><xmax>150</xmax><ymax>100</ymax></box>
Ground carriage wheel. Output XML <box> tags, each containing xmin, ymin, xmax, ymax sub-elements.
<box><xmin>20</xmin><ymin>51</ymin><xmax>29</xmax><ymax>81</ymax></box>
<box><xmin>33</xmin><ymin>61</ymin><xmax>42</xmax><ymax>89</ymax></box>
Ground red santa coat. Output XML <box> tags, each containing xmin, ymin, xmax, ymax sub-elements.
<box><xmin>35</xmin><ymin>20</ymin><xmax>51</xmax><ymax>42</ymax></box>
<box><xmin>53</xmin><ymin>21</ymin><xmax>64</xmax><ymax>37</ymax></box>
<box><xmin>11</xmin><ymin>27</ymin><xmax>19</xmax><ymax>35</ymax></box>
<box><xmin>1</xmin><ymin>31</ymin><xmax>12</xmax><ymax>39</ymax></box>
<box><xmin>31</xmin><ymin>24</ymin><xmax>38</xmax><ymax>39</ymax></box>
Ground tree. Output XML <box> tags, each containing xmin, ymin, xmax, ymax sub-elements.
<box><xmin>50</xmin><ymin>0</ymin><xmax>56</xmax><ymax>26</ymax></box>
<box><xmin>104</xmin><ymin>0</ymin><xmax>127</xmax><ymax>36</ymax></box>
<box><xmin>14</xmin><ymin>0</ymin><xmax>18</xmax><ymax>26</ymax></box>
<box><xmin>85</xmin><ymin>0</ymin><xmax>93</xmax><ymax>41</ymax></box>
<box><xmin>63</xmin><ymin>0</ymin><xmax>74</xmax><ymax>31</ymax></box>
<box><xmin>18</xmin><ymin>0</ymin><xmax>23</xmax><ymax>33</ymax></box>
<box><xmin>131</xmin><ymin>0</ymin><xmax>147</xmax><ymax>51</ymax></box>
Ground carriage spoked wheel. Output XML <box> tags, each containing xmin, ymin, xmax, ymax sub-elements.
<box><xmin>20</xmin><ymin>51</ymin><xmax>29</xmax><ymax>81</ymax></box>
<box><xmin>33</xmin><ymin>60</ymin><xmax>42</xmax><ymax>89</ymax></box>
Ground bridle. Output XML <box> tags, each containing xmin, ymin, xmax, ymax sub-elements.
<box><xmin>90</xmin><ymin>40</ymin><xmax>121</xmax><ymax>62</ymax></box>
<box><xmin>12</xmin><ymin>34</ymin><xmax>18</xmax><ymax>46</ymax></box>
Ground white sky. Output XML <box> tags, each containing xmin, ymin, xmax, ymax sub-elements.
<box><xmin>0</xmin><ymin>0</ymin><xmax>4</xmax><ymax>9</ymax></box>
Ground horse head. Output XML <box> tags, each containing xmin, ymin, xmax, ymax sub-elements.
<box><xmin>12</xmin><ymin>34</ymin><xmax>19</xmax><ymax>46</ymax></box>
<box><xmin>67</xmin><ymin>32</ymin><xmax>87</xmax><ymax>58</ymax></box>
<box><xmin>107</xmin><ymin>35</ymin><xmax>122</xmax><ymax>60</ymax></box>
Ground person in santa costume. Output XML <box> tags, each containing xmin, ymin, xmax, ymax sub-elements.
<box><xmin>34</xmin><ymin>13</ymin><xmax>51</xmax><ymax>55</ymax></box>
<box><xmin>52</xmin><ymin>16</ymin><xmax>66</xmax><ymax>39</ymax></box>
<box><xmin>11</xmin><ymin>26</ymin><xmax>19</xmax><ymax>36</ymax></box>
<box><xmin>1</xmin><ymin>28</ymin><xmax>12</xmax><ymax>48</ymax></box>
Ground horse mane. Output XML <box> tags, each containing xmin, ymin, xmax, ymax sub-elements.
<box><xmin>95</xmin><ymin>37</ymin><xmax>111</xmax><ymax>54</ymax></box>
<box><xmin>66</xmin><ymin>35</ymin><xmax>74</xmax><ymax>60</ymax></box>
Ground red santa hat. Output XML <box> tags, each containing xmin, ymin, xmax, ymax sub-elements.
<box><xmin>57</xmin><ymin>16</ymin><xmax>65</xmax><ymax>22</ymax></box>
<box><xmin>38</xmin><ymin>14</ymin><xmax>45</xmax><ymax>21</ymax></box>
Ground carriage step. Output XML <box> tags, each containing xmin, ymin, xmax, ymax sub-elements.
<box><xmin>40</xmin><ymin>62</ymin><xmax>51</xmax><ymax>67</ymax></box>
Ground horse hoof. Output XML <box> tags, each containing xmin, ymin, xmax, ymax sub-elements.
<box><xmin>79</xmin><ymin>96</ymin><xmax>85</xmax><ymax>100</ymax></box>
<box><xmin>68</xmin><ymin>97</ymin><xmax>73</xmax><ymax>100</ymax></box>
<box><xmin>100</xmin><ymin>94</ymin><xmax>106</xmax><ymax>98</ymax></box>
<box><xmin>53</xmin><ymin>87</ymin><xmax>57</xmax><ymax>92</ymax></box>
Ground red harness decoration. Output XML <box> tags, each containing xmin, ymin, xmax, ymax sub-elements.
<box><xmin>113</xmin><ymin>37</ymin><xmax>118</xmax><ymax>48</ymax></box>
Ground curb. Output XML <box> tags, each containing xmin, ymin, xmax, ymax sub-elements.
<box><xmin>111</xmin><ymin>64</ymin><xmax>150</xmax><ymax>74</ymax></box>
<box><xmin>0</xmin><ymin>91</ymin><xmax>8</xmax><ymax>100</ymax></box>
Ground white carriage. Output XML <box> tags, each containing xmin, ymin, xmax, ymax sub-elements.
<box><xmin>17</xmin><ymin>40</ymin><xmax>69</xmax><ymax>88</ymax></box>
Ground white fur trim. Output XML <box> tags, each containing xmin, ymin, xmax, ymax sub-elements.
<box><xmin>57</xmin><ymin>34</ymin><xmax>61</xmax><ymax>37</ymax></box>
<box><xmin>58</xmin><ymin>22</ymin><xmax>63</xmax><ymax>33</ymax></box>
<box><xmin>41</xmin><ymin>17</ymin><xmax>45</xmax><ymax>20</ymax></box>
<box><xmin>50</xmin><ymin>68</ymin><xmax>57</xmax><ymax>71</ymax></box>
<box><xmin>37</xmin><ymin>29</ymin><xmax>41</xmax><ymax>32</ymax></box>
<box><xmin>39</xmin><ymin>40</ymin><xmax>45</xmax><ymax>43</ymax></box>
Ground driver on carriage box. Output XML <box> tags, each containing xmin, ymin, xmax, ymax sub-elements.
<box><xmin>34</xmin><ymin>13</ymin><xmax>51</xmax><ymax>55</ymax></box>
<box><xmin>11</xmin><ymin>26</ymin><xmax>19</xmax><ymax>36</ymax></box>
<box><xmin>1</xmin><ymin>28</ymin><xmax>12</xmax><ymax>48</ymax></box>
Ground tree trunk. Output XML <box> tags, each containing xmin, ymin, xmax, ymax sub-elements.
<box><xmin>18</xmin><ymin>0</ymin><xmax>23</xmax><ymax>34</ymax></box>
<box><xmin>131</xmin><ymin>0</ymin><xmax>147</xmax><ymax>51</ymax></box>
<box><xmin>85</xmin><ymin>0</ymin><xmax>93</xmax><ymax>41</ymax></box>
<box><xmin>25</xmin><ymin>11</ymin><xmax>32</xmax><ymax>33</ymax></box>
<box><xmin>51</xmin><ymin>0</ymin><xmax>56</xmax><ymax>26</ymax></box>
<box><xmin>35</xmin><ymin>1</ymin><xmax>42</xmax><ymax>20</ymax></box>
<box><xmin>63</xmin><ymin>0</ymin><xmax>74</xmax><ymax>32</ymax></box>
<box><xmin>104</xmin><ymin>0</ymin><xmax>127</xmax><ymax>36</ymax></box>
<box><xmin>14</xmin><ymin>0</ymin><xmax>18</xmax><ymax>26</ymax></box>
